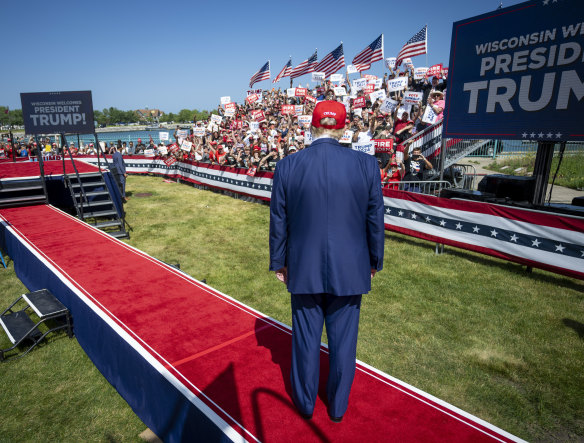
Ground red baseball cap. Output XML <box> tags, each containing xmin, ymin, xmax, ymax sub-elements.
<box><xmin>311</xmin><ymin>100</ymin><xmax>346</xmax><ymax>130</ymax></box>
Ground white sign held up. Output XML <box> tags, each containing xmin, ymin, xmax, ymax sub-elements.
<box><xmin>385</xmin><ymin>57</ymin><xmax>396</xmax><ymax>70</ymax></box>
<box><xmin>369</xmin><ymin>89</ymin><xmax>387</xmax><ymax>102</ymax></box>
<box><xmin>352</xmin><ymin>141</ymin><xmax>375</xmax><ymax>155</ymax></box>
<box><xmin>403</xmin><ymin>91</ymin><xmax>423</xmax><ymax>105</ymax></box>
<box><xmin>287</xmin><ymin>88</ymin><xmax>296</xmax><ymax>97</ymax></box>
<box><xmin>346</xmin><ymin>64</ymin><xmax>359</xmax><ymax>74</ymax></box>
<box><xmin>414</xmin><ymin>67</ymin><xmax>428</xmax><ymax>80</ymax></box>
<box><xmin>422</xmin><ymin>105</ymin><xmax>439</xmax><ymax>125</ymax></box>
<box><xmin>386</xmin><ymin>77</ymin><xmax>408</xmax><ymax>92</ymax></box>
<box><xmin>211</xmin><ymin>114</ymin><xmax>223</xmax><ymax>125</ymax></box>
<box><xmin>352</xmin><ymin>78</ymin><xmax>368</xmax><ymax>91</ymax></box>
<box><xmin>220</xmin><ymin>96</ymin><xmax>231</xmax><ymax>105</ymax></box>
<box><xmin>379</xmin><ymin>98</ymin><xmax>399</xmax><ymax>114</ymax></box>
<box><xmin>330</xmin><ymin>73</ymin><xmax>344</xmax><ymax>82</ymax></box>
<box><xmin>339</xmin><ymin>130</ymin><xmax>354</xmax><ymax>144</ymax></box>
<box><xmin>312</xmin><ymin>72</ymin><xmax>325</xmax><ymax>82</ymax></box>
<box><xmin>159</xmin><ymin>132</ymin><xmax>169</xmax><ymax>141</ymax></box>
<box><xmin>334</xmin><ymin>87</ymin><xmax>347</xmax><ymax>96</ymax></box>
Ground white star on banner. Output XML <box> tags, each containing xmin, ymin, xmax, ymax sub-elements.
<box><xmin>556</xmin><ymin>132</ymin><xmax>562</xmax><ymax>138</ymax></box>
<box><xmin>530</xmin><ymin>132</ymin><xmax>536</xmax><ymax>138</ymax></box>
<box><xmin>522</xmin><ymin>132</ymin><xmax>528</xmax><ymax>138</ymax></box>
<box><xmin>398</xmin><ymin>210</ymin><xmax>404</xmax><ymax>216</ymax></box>
<box><xmin>491</xmin><ymin>229</ymin><xmax>498</xmax><ymax>237</ymax></box>
<box><xmin>440</xmin><ymin>220</ymin><xmax>446</xmax><ymax>227</ymax></box>
<box><xmin>532</xmin><ymin>239</ymin><xmax>541</xmax><ymax>248</ymax></box>
<box><xmin>473</xmin><ymin>226</ymin><xmax>480</xmax><ymax>233</ymax></box>
<box><xmin>426</xmin><ymin>216</ymin><xmax>431</xmax><ymax>222</ymax></box>
<box><xmin>456</xmin><ymin>223</ymin><xmax>463</xmax><ymax>230</ymax></box>
<box><xmin>385</xmin><ymin>208</ymin><xmax>391</xmax><ymax>214</ymax></box>
<box><xmin>542</xmin><ymin>0</ymin><xmax>549</xmax><ymax>4</ymax></box>
<box><xmin>510</xmin><ymin>234</ymin><xmax>518</xmax><ymax>242</ymax></box>
<box><xmin>538</xmin><ymin>132</ymin><xmax>544</xmax><ymax>138</ymax></box>
<box><xmin>581</xmin><ymin>250</ymin><xmax>584</xmax><ymax>257</ymax></box>
<box><xmin>546</xmin><ymin>133</ymin><xmax>553</xmax><ymax>138</ymax></box>
<box><xmin>555</xmin><ymin>244</ymin><xmax>565</xmax><ymax>253</ymax></box>
<box><xmin>411</xmin><ymin>213</ymin><xmax>417</xmax><ymax>219</ymax></box>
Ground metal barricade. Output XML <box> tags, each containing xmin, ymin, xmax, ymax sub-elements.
<box><xmin>390</xmin><ymin>180</ymin><xmax>452</xmax><ymax>196</ymax></box>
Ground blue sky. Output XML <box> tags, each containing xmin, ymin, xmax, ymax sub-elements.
<box><xmin>1</xmin><ymin>0</ymin><xmax>525</xmax><ymax>113</ymax></box>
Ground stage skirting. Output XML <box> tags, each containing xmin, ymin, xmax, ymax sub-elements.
<box><xmin>79</xmin><ymin>155</ymin><xmax>584</xmax><ymax>281</ymax></box>
<box><xmin>0</xmin><ymin>204</ymin><xmax>524</xmax><ymax>442</ymax></box>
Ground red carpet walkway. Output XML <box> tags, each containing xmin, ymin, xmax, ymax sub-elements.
<box><xmin>0</xmin><ymin>204</ymin><xmax>524</xmax><ymax>442</ymax></box>
<box><xmin>0</xmin><ymin>159</ymin><xmax>99</xmax><ymax>180</ymax></box>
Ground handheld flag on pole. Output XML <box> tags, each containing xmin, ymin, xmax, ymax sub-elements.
<box><xmin>396</xmin><ymin>26</ymin><xmax>427</xmax><ymax>67</ymax></box>
<box><xmin>314</xmin><ymin>43</ymin><xmax>345</xmax><ymax>79</ymax></box>
<box><xmin>273</xmin><ymin>59</ymin><xmax>292</xmax><ymax>83</ymax></box>
<box><xmin>352</xmin><ymin>34</ymin><xmax>384</xmax><ymax>72</ymax></box>
<box><xmin>290</xmin><ymin>50</ymin><xmax>318</xmax><ymax>79</ymax></box>
<box><xmin>249</xmin><ymin>61</ymin><xmax>271</xmax><ymax>88</ymax></box>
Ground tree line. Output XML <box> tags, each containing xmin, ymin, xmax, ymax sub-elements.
<box><xmin>0</xmin><ymin>106</ymin><xmax>214</xmax><ymax>128</ymax></box>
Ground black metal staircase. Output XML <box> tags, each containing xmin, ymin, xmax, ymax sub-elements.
<box><xmin>60</xmin><ymin>134</ymin><xmax>129</xmax><ymax>239</ymax></box>
<box><xmin>0</xmin><ymin>178</ymin><xmax>47</xmax><ymax>209</ymax></box>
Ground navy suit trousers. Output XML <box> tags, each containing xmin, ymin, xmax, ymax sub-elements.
<box><xmin>290</xmin><ymin>293</ymin><xmax>362</xmax><ymax>418</ymax></box>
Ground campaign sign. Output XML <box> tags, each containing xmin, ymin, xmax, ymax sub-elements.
<box><xmin>346</xmin><ymin>64</ymin><xmax>359</xmax><ymax>74</ymax></box>
<box><xmin>211</xmin><ymin>114</ymin><xmax>222</xmax><ymax>125</ymax></box>
<box><xmin>352</xmin><ymin>141</ymin><xmax>375</xmax><ymax>155</ymax></box>
<box><xmin>334</xmin><ymin>87</ymin><xmax>347</xmax><ymax>96</ymax></box>
<box><xmin>304</xmin><ymin>94</ymin><xmax>317</xmax><ymax>104</ymax></box>
<box><xmin>403</xmin><ymin>58</ymin><xmax>413</xmax><ymax>68</ymax></box>
<box><xmin>353</xmin><ymin>97</ymin><xmax>366</xmax><ymax>108</ymax></box>
<box><xmin>247</xmin><ymin>89</ymin><xmax>262</xmax><ymax>96</ymax></box>
<box><xmin>374</xmin><ymin>78</ymin><xmax>384</xmax><ymax>89</ymax></box>
<box><xmin>20</xmin><ymin>90</ymin><xmax>94</xmax><ymax>135</ymax></box>
<box><xmin>249</xmin><ymin>121</ymin><xmax>260</xmax><ymax>132</ymax></box>
<box><xmin>380</xmin><ymin>98</ymin><xmax>399</xmax><ymax>114</ymax></box>
<box><xmin>373</xmin><ymin>139</ymin><xmax>394</xmax><ymax>153</ymax></box>
<box><xmin>385</xmin><ymin>57</ymin><xmax>396</xmax><ymax>70</ymax></box>
<box><xmin>298</xmin><ymin>115</ymin><xmax>312</xmax><ymax>128</ymax></box>
<box><xmin>443</xmin><ymin>0</ymin><xmax>584</xmax><ymax>140</ymax></box>
<box><xmin>169</xmin><ymin>143</ymin><xmax>180</xmax><ymax>153</ymax></box>
<box><xmin>426</xmin><ymin>64</ymin><xmax>443</xmax><ymax>78</ymax></box>
<box><xmin>176</xmin><ymin>129</ymin><xmax>189</xmax><ymax>139</ymax></box>
<box><xmin>414</xmin><ymin>67</ymin><xmax>429</xmax><ymax>80</ymax></box>
<box><xmin>295</xmin><ymin>87</ymin><xmax>307</xmax><ymax>97</ymax></box>
<box><xmin>220</xmin><ymin>96</ymin><xmax>231</xmax><ymax>105</ymax></box>
<box><xmin>403</xmin><ymin>91</ymin><xmax>423</xmax><ymax>104</ymax></box>
<box><xmin>287</xmin><ymin>88</ymin><xmax>296</xmax><ymax>97</ymax></box>
<box><xmin>330</xmin><ymin>73</ymin><xmax>344</xmax><ymax>82</ymax></box>
<box><xmin>181</xmin><ymin>140</ymin><xmax>193</xmax><ymax>152</ymax></box>
<box><xmin>251</xmin><ymin>109</ymin><xmax>266</xmax><ymax>122</ymax></box>
<box><xmin>158</xmin><ymin>146</ymin><xmax>168</xmax><ymax>156</ymax></box>
<box><xmin>159</xmin><ymin>131</ymin><xmax>169</xmax><ymax>141</ymax></box>
<box><xmin>364</xmin><ymin>84</ymin><xmax>375</xmax><ymax>94</ymax></box>
<box><xmin>193</xmin><ymin>127</ymin><xmax>205</xmax><ymax>137</ymax></box>
<box><xmin>340</xmin><ymin>130</ymin><xmax>354</xmax><ymax>143</ymax></box>
<box><xmin>386</xmin><ymin>77</ymin><xmax>408</xmax><ymax>92</ymax></box>
<box><xmin>224</xmin><ymin>109</ymin><xmax>235</xmax><ymax>117</ymax></box>
<box><xmin>442</xmin><ymin>67</ymin><xmax>449</xmax><ymax>79</ymax></box>
<box><xmin>281</xmin><ymin>105</ymin><xmax>295</xmax><ymax>115</ymax></box>
<box><xmin>294</xmin><ymin>105</ymin><xmax>304</xmax><ymax>116</ymax></box>
<box><xmin>312</xmin><ymin>72</ymin><xmax>326</xmax><ymax>82</ymax></box>
<box><xmin>352</xmin><ymin>78</ymin><xmax>368</xmax><ymax>91</ymax></box>
<box><xmin>164</xmin><ymin>157</ymin><xmax>177</xmax><ymax>167</ymax></box>
<box><xmin>225</xmin><ymin>102</ymin><xmax>236</xmax><ymax>111</ymax></box>
<box><xmin>370</xmin><ymin>89</ymin><xmax>387</xmax><ymax>102</ymax></box>
<box><xmin>246</xmin><ymin>93</ymin><xmax>259</xmax><ymax>104</ymax></box>
<box><xmin>422</xmin><ymin>105</ymin><xmax>439</xmax><ymax>125</ymax></box>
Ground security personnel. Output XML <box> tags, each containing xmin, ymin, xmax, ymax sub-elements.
<box><xmin>269</xmin><ymin>100</ymin><xmax>385</xmax><ymax>422</ymax></box>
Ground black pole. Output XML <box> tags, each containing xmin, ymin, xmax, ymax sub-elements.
<box><xmin>34</xmin><ymin>135</ymin><xmax>49</xmax><ymax>204</ymax></box>
<box><xmin>9</xmin><ymin>129</ymin><xmax>15</xmax><ymax>162</ymax></box>
<box><xmin>532</xmin><ymin>141</ymin><xmax>555</xmax><ymax>206</ymax></box>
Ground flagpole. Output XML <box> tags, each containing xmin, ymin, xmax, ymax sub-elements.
<box><xmin>425</xmin><ymin>24</ymin><xmax>428</xmax><ymax>67</ymax></box>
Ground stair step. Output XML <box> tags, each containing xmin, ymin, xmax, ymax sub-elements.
<box><xmin>0</xmin><ymin>310</ymin><xmax>41</xmax><ymax>344</ymax></box>
<box><xmin>22</xmin><ymin>290</ymin><xmax>67</xmax><ymax>318</ymax></box>
<box><xmin>81</xmin><ymin>200</ymin><xmax>113</xmax><ymax>208</ymax></box>
<box><xmin>0</xmin><ymin>195</ymin><xmax>46</xmax><ymax>208</ymax></box>
<box><xmin>91</xmin><ymin>220</ymin><xmax>122</xmax><ymax>229</ymax></box>
<box><xmin>67</xmin><ymin>172</ymin><xmax>102</xmax><ymax>180</ymax></box>
<box><xmin>81</xmin><ymin>209</ymin><xmax>118</xmax><ymax>218</ymax></box>
<box><xmin>108</xmin><ymin>230</ymin><xmax>129</xmax><ymax>239</ymax></box>
<box><xmin>70</xmin><ymin>181</ymin><xmax>105</xmax><ymax>188</ymax></box>
<box><xmin>0</xmin><ymin>185</ymin><xmax>44</xmax><ymax>193</ymax></box>
<box><xmin>74</xmin><ymin>191</ymin><xmax>110</xmax><ymax>198</ymax></box>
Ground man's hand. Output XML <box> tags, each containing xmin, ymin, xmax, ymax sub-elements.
<box><xmin>275</xmin><ymin>267</ymin><xmax>288</xmax><ymax>284</ymax></box>
<box><xmin>371</xmin><ymin>269</ymin><xmax>377</xmax><ymax>278</ymax></box>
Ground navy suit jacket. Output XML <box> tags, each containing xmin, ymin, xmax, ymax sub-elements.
<box><xmin>269</xmin><ymin>137</ymin><xmax>385</xmax><ymax>296</ymax></box>
<box><xmin>112</xmin><ymin>151</ymin><xmax>126</xmax><ymax>177</ymax></box>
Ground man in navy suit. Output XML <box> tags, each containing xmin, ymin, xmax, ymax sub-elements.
<box><xmin>112</xmin><ymin>140</ymin><xmax>127</xmax><ymax>202</ymax></box>
<box><xmin>269</xmin><ymin>100</ymin><xmax>385</xmax><ymax>422</ymax></box>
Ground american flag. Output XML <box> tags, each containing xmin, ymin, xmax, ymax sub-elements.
<box><xmin>272</xmin><ymin>59</ymin><xmax>292</xmax><ymax>83</ymax></box>
<box><xmin>396</xmin><ymin>26</ymin><xmax>427</xmax><ymax>67</ymax></box>
<box><xmin>314</xmin><ymin>44</ymin><xmax>345</xmax><ymax>79</ymax></box>
<box><xmin>290</xmin><ymin>50</ymin><xmax>318</xmax><ymax>79</ymax></box>
<box><xmin>249</xmin><ymin>61</ymin><xmax>270</xmax><ymax>88</ymax></box>
<box><xmin>352</xmin><ymin>34</ymin><xmax>384</xmax><ymax>72</ymax></box>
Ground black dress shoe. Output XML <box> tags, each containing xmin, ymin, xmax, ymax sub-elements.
<box><xmin>328</xmin><ymin>413</ymin><xmax>343</xmax><ymax>423</ymax></box>
<box><xmin>292</xmin><ymin>399</ymin><xmax>313</xmax><ymax>420</ymax></box>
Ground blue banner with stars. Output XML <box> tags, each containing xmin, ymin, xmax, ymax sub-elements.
<box><xmin>443</xmin><ymin>0</ymin><xmax>584</xmax><ymax>141</ymax></box>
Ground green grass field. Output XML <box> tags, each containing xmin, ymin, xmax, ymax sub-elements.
<box><xmin>486</xmin><ymin>152</ymin><xmax>584</xmax><ymax>190</ymax></box>
<box><xmin>1</xmin><ymin>175</ymin><xmax>583</xmax><ymax>442</ymax></box>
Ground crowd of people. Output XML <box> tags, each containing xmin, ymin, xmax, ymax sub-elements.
<box><xmin>0</xmin><ymin>64</ymin><xmax>447</xmax><ymax>188</ymax></box>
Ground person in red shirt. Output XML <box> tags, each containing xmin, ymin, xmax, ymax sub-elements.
<box><xmin>385</xmin><ymin>161</ymin><xmax>405</xmax><ymax>190</ymax></box>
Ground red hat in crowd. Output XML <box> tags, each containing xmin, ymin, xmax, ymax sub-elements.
<box><xmin>311</xmin><ymin>100</ymin><xmax>346</xmax><ymax>130</ymax></box>
<box><xmin>138</xmin><ymin>138</ymin><xmax>142</xmax><ymax>142</ymax></box>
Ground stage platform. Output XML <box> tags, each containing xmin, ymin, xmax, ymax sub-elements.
<box><xmin>0</xmin><ymin>158</ymin><xmax>100</xmax><ymax>181</ymax></box>
<box><xmin>0</xmin><ymin>204</ymin><xmax>524</xmax><ymax>442</ymax></box>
